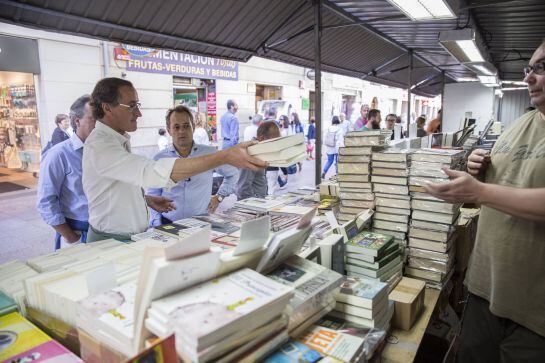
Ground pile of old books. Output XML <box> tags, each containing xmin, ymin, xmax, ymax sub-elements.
<box><xmin>0</xmin><ymin>260</ymin><xmax>39</xmax><ymax>315</ymax></box>
<box><xmin>248</xmin><ymin>133</ymin><xmax>306</xmax><ymax>167</ymax></box>
<box><xmin>147</xmin><ymin>268</ymin><xmax>294</xmax><ymax>362</ymax></box>
<box><xmin>344</xmin><ymin>231</ymin><xmax>402</xmax><ymax>291</ymax></box>
<box><xmin>266</xmin><ymin>255</ymin><xmax>343</xmax><ymax>334</ymax></box>
<box><xmin>330</xmin><ymin>276</ymin><xmax>394</xmax><ymax>331</ymax></box>
<box><xmin>370</xmin><ymin>149</ymin><xmax>412</xmax><ymax>249</ymax></box>
<box><xmin>406</xmin><ymin>148</ymin><xmax>465</xmax><ymax>289</ymax></box>
<box><xmin>337</xmin><ymin>131</ymin><xmax>389</xmax><ymax>223</ymax></box>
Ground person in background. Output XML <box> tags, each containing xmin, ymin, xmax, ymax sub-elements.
<box><xmin>340</xmin><ymin>112</ymin><xmax>352</xmax><ymax>135</ymax></box>
<box><xmin>322</xmin><ymin>116</ymin><xmax>343</xmax><ymax>179</ymax></box>
<box><xmin>279</xmin><ymin>115</ymin><xmax>291</xmax><ymax>137</ymax></box>
<box><xmin>157</xmin><ymin>128</ymin><xmax>169</xmax><ymax>151</ymax></box>
<box><xmin>306</xmin><ymin>117</ymin><xmax>316</xmax><ymax>160</ymax></box>
<box><xmin>147</xmin><ymin>105</ymin><xmax>238</xmax><ymax>225</ymax></box>
<box><xmin>416</xmin><ymin>116</ymin><xmax>427</xmax><ymax>137</ymax></box>
<box><xmin>83</xmin><ymin>78</ymin><xmax>265</xmax><ymax>242</ymax></box>
<box><xmin>51</xmin><ymin>114</ymin><xmax>70</xmax><ymax>146</ymax></box>
<box><xmin>427</xmin><ymin>109</ymin><xmax>441</xmax><ymax>134</ymax></box>
<box><xmin>193</xmin><ymin>112</ymin><xmax>210</xmax><ymax>146</ymax></box>
<box><xmin>219</xmin><ymin>99</ymin><xmax>239</xmax><ymax>149</ymax></box>
<box><xmin>424</xmin><ymin>40</ymin><xmax>545</xmax><ymax>363</ymax></box>
<box><xmin>291</xmin><ymin>112</ymin><xmax>304</xmax><ymax>171</ymax></box>
<box><xmin>37</xmin><ymin>95</ymin><xmax>96</xmax><ymax>249</ymax></box>
<box><xmin>385</xmin><ymin>113</ymin><xmax>397</xmax><ymax>140</ymax></box>
<box><xmin>353</xmin><ymin>104</ymin><xmax>370</xmax><ymax>131</ymax></box>
<box><xmin>264</xmin><ymin>108</ymin><xmax>277</xmax><ymax>123</ymax></box>
<box><xmin>243</xmin><ymin>114</ymin><xmax>262</xmax><ymax>141</ymax></box>
<box><xmin>362</xmin><ymin>109</ymin><xmax>381</xmax><ymax>130</ymax></box>
<box><xmin>238</xmin><ymin>121</ymin><xmax>280</xmax><ymax>200</ymax></box>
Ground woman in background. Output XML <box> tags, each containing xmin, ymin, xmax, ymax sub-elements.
<box><xmin>322</xmin><ymin>116</ymin><xmax>343</xmax><ymax>179</ymax></box>
<box><xmin>279</xmin><ymin>115</ymin><xmax>291</xmax><ymax>137</ymax></box>
<box><xmin>193</xmin><ymin>112</ymin><xmax>210</xmax><ymax>145</ymax></box>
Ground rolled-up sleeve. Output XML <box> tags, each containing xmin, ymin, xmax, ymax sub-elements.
<box><xmin>87</xmin><ymin>139</ymin><xmax>176</xmax><ymax>189</ymax></box>
<box><xmin>36</xmin><ymin>151</ymin><xmax>66</xmax><ymax>226</ymax></box>
<box><xmin>216</xmin><ymin>164</ymin><xmax>239</xmax><ymax>196</ymax></box>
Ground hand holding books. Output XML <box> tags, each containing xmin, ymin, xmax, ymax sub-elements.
<box><xmin>423</xmin><ymin>167</ymin><xmax>485</xmax><ymax>204</ymax></box>
<box><xmin>467</xmin><ymin>148</ymin><xmax>491</xmax><ymax>177</ymax></box>
<box><xmin>223</xmin><ymin>141</ymin><xmax>269</xmax><ymax>170</ymax></box>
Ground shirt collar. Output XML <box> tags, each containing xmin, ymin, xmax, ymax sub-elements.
<box><xmin>167</xmin><ymin>143</ymin><xmax>200</xmax><ymax>158</ymax></box>
<box><xmin>96</xmin><ymin>120</ymin><xmax>131</xmax><ymax>144</ymax></box>
<box><xmin>70</xmin><ymin>133</ymin><xmax>85</xmax><ymax>151</ymax></box>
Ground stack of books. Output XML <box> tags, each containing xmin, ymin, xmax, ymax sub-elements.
<box><xmin>344</xmin><ymin>231</ymin><xmax>402</xmax><ymax>291</ymax></box>
<box><xmin>406</xmin><ymin>149</ymin><xmax>464</xmax><ymax>289</ymax></box>
<box><xmin>24</xmin><ymin>239</ymin><xmax>164</xmax><ymax>326</ymax></box>
<box><xmin>330</xmin><ymin>276</ymin><xmax>394</xmax><ymax>330</ymax></box>
<box><xmin>146</xmin><ymin>268</ymin><xmax>294</xmax><ymax>362</ymax></box>
<box><xmin>294</xmin><ymin>315</ymin><xmax>388</xmax><ymax>362</ymax></box>
<box><xmin>266</xmin><ymin>255</ymin><xmax>343</xmax><ymax>333</ymax></box>
<box><xmin>337</xmin><ymin>130</ymin><xmax>389</xmax><ymax>222</ymax></box>
<box><xmin>0</xmin><ymin>260</ymin><xmax>38</xmax><ymax>315</ymax></box>
<box><xmin>370</xmin><ymin>149</ymin><xmax>412</xmax><ymax>248</ymax></box>
<box><xmin>248</xmin><ymin>133</ymin><xmax>306</xmax><ymax>167</ymax></box>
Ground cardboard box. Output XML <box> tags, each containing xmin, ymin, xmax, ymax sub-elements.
<box><xmin>78</xmin><ymin>329</ymin><xmax>127</xmax><ymax>363</ymax></box>
<box><xmin>388</xmin><ymin>277</ymin><xmax>426</xmax><ymax>331</ymax></box>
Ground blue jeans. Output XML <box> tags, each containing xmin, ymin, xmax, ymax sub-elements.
<box><xmin>54</xmin><ymin>218</ymin><xmax>89</xmax><ymax>250</ymax></box>
<box><xmin>323</xmin><ymin>153</ymin><xmax>338</xmax><ymax>175</ymax></box>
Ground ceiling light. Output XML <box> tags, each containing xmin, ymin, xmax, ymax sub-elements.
<box><xmin>501</xmin><ymin>87</ymin><xmax>528</xmax><ymax>91</ymax></box>
<box><xmin>465</xmin><ymin>62</ymin><xmax>497</xmax><ymax>76</ymax></box>
<box><xmin>387</xmin><ymin>0</ymin><xmax>456</xmax><ymax>21</ymax></box>
<box><xmin>478</xmin><ymin>75</ymin><xmax>497</xmax><ymax>84</ymax></box>
<box><xmin>502</xmin><ymin>80</ymin><xmax>526</xmax><ymax>86</ymax></box>
<box><xmin>456</xmin><ymin>77</ymin><xmax>478</xmax><ymax>82</ymax></box>
<box><xmin>439</xmin><ymin>29</ymin><xmax>485</xmax><ymax>63</ymax></box>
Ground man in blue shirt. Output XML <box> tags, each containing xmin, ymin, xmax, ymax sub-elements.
<box><xmin>219</xmin><ymin>99</ymin><xmax>239</xmax><ymax>149</ymax></box>
<box><xmin>37</xmin><ymin>95</ymin><xmax>96</xmax><ymax>249</ymax></box>
<box><xmin>147</xmin><ymin>105</ymin><xmax>239</xmax><ymax>226</ymax></box>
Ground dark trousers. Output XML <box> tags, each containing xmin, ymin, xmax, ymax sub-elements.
<box><xmin>54</xmin><ymin>218</ymin><xmax>89</xmax><ymax>250</ymax></box>
<box><xmin>457</xmin><ymin>293</ymin><xmax>545</xmax><ymax>363</ymax></box>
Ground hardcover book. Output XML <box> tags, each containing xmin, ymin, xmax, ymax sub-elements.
<box><xmin>335</xmin><ymin>276</ymin><xmax>388</xmax><ymax>309</ymax></box>
<box><xmin>345</xmin><ymin>231</ymin><xmax>394</xmax><ymax>257</ymax></box>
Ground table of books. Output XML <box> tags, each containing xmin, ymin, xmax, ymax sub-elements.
<box><xmin>380</xmin><ymin>288</ymin><xmax>441</xmax><ymax>363</ymax></box>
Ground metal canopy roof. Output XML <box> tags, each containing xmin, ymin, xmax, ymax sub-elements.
<box><xmin>1</xmin><ymin>0</ymin><xmax>542</xmax><ymax>94</ymax></box>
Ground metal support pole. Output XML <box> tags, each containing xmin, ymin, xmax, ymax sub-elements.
<box><xmin>314</xmin><ymin>0</ymin><xmax>322</xmax><ymax>186</ymax></box>
<box><xmin>440</xmin><ymin>71</ymin><xmax>445</xmax><ymax>132</ymax></box>
<box><xmin>407</xmin><ymin>51</ymin><xmax>413</xmax><ymax>134</ymax></box>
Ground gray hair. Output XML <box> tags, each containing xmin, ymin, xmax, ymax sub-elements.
<box><xmin>69</xmin><ymin>94</ymin><xmax>91</xmax><ymax>131</ymax></box>
<box><xmin>252</xmin><ymin>114</ymin><xmax>263</xmax><ymax>125</ymax></box>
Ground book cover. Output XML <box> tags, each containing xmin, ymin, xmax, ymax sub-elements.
<box><xmin>0</xmin><ymin>291</ymin><xmax>17</xmax><ymax>316</ymax></box>
<box><xmin>371</xmin><ymin>160</ymin><xmax>408</xmax><ymax>169</ymax></box>
<box><xmin>336</xmin><ymin>276</ymin><xmax>388</xmax><ymax>307</ymax></box>
<box><xmin>235</xmin><ymin>197</ymin><xmax>285</xmax><ymax>212</ymax></box>
<box><xmin>337</xmin><ymin>163</ymin><xmax>370</xmax><ymax>175</ymax></box>
<box><xmin>298</xmin><ymin>325</ymin><xmax>364</xmax><ymax>362</ymax></box>
<box><xmin>346</xmin><ymin>231</ymin><xmax>394</xmax><ymax>257</ymax></box>
<box><xmin>0</xmin><ymin>312</ymin><xmax>83</xmax><ymax>362</ymax></box>
<box><xmin>371</xmin><ymin>175</ymin><xmax>408</xmax><ymax>186</ymax></box>
<box><xmin>154</xmin><ymin>223</ymin><xmax>189</xmax><ymax>237</ymax></box>
<box><xmin>254</xmin><ymin>144</ymin><xmax>306</xmax><ymax>162</ymax></box>
<box><xmin>149</xmin><ymin>268</ymin><xmax>293</xmax><ymax>347</ymax></box>
<box><xmin>264</xmin><ymin>339</ymin><xmax>323</xmax><ymax>363</ymax></box>
<box><xmin>371</xmin><ymin>149</ymin><xmax>411</xmax><ymax>162</ymax></box>
<box><xmin>338</xmin><ymin>146</ymin><xmax>372</xmax><ymax>156</ymax></box>
<box><xmin>338</xmin><ymin>154</ymin><xmax>371</xmax><ymax>163</ymax></box>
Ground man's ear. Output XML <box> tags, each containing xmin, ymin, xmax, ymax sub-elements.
<box><xmin>102</xmin><ymin>102</ymin><xmax>112</xmax><ymax>115</ymax></box>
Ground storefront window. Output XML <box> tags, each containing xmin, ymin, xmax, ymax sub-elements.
<box><xmin>0</xmin><ymin>71</ymin><xmax>40</xmax><ymax>170</ymax></box>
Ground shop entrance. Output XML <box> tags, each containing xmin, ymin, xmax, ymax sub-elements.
<box><xmin>173</xmin><ymin>77</ymin><xmax>216</xmax><ymax>141</ymax></box>
<box><xmin>0</xmin><ymin>71</ymin><xmax>40</xmax><ymax>192</ymax></box>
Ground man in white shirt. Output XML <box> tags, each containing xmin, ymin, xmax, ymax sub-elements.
<box><xmin>243</xmin><ymin>114</ymin><xmax>263</xmax><ymax>141</ymax></box>
<box><xmin>339</xmin><ymin>112</ymin><xmax>352</xmax><ymax>136</ymax></box>
<box><xmin>83</xmin><ymin>77</ymin><xmax>266</xmax><ymax>241</ymax></box>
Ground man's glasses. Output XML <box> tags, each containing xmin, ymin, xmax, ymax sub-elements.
<box><xmin>523</xmin><ymin>61</ymin><xmax>545</xmax><ymax>77</ymax></box>
<box><xmin>118</xmin><ymin>102</ymin><xmax>141</xmax><ymax>113</ymax></box>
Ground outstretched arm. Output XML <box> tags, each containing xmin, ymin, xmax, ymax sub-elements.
<box><xmin>424</xmin><ymin>168</ymin><xmax>545</xmax><ymax>222</ymax></box>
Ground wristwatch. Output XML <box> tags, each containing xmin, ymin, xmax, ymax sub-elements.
<box><xmin>216</xmin><ymin>194</ymin><xmax>224</xmax><ymax>202</ymax></box>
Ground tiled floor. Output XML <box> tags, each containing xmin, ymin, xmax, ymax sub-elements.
<box><xmin>0</xmin><ymin>156</ymin><xmax>325</xmax><ymax>264</ymax></box>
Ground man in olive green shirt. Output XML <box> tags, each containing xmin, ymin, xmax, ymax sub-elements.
<box><xmin>425</xmin><ymin>41</ymin><xmax>545</xmax><ymax>362</ymax></box>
